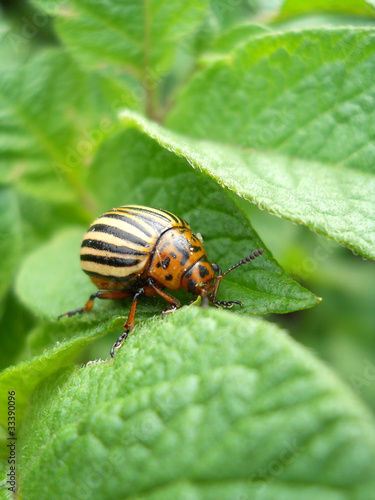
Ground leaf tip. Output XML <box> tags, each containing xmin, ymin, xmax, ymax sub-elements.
<box><xmin>118</xmin><ymin>109</ymin><xmax>141</xmax><ymax>127</ymax></box>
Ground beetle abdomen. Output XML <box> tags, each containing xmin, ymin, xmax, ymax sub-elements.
<box><xmin>80</xmin><ymin>205</ymin><xmax>189</xmax><ymax>289</ymax></box>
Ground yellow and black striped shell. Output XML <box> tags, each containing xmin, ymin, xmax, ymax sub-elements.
<box><xmin>80</xmin><ymin>205</ymin><xmax>215</xmax><ymax>294</ymax></box>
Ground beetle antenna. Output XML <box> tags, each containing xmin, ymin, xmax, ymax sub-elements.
<box><xmin>221</xmin><ymin>248</ymin><xmax>264</xmax><ymax>277</ymax></box>
<box><xmin>211</xmin><ymin>248</ymin><xmax>264</xmax><ymax>302</ymax></box>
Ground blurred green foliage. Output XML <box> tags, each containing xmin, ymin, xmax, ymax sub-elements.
<box><xmin>1</xmin><ymin>0</ymin><xmax>375</xmax><ymax>498</ymax></box>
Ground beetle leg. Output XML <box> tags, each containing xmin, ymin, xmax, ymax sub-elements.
<box><xmin>201</xmin><ymin>295</ymin><xmax>209</xmax><ymax>308</ymax></box>
<box><xmin>110</xmin><ymin>288</ymin><xmax>145</xmax><ymax>358</ymax></box>
<box><xmin>146</xmin><ymin>278</ymin><xmax>181</xmax><ymax>317</ymax></box>
<box><xmin>212</xmin><ymin>300</ymin><xmax>243</xmax><ymax>308</ymax></box>
<box><xmin>161</xmin><ymin>304</ymin><xmax>178</xmax><ymax>319</ymax></box>
<box><xmin>58</xmin><ymin>290</ymin><xmax>132</xmax><ymax>319</ymax></box>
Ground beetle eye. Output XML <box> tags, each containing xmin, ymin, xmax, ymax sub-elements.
<box><xmin>211</xmin><ymin>263</ymin><xmax>219</xmax><ymax>272</ymax></box>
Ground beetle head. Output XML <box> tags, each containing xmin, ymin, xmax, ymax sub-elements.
<box><xmin>180</xmin><ymin>258</ymin><xmax>216</xmax><ymax>298</ymax></box>
<box><xmin>181</xmin><ymin>248</ymin><xmax>265</xmax><ymax>306</ymax></box>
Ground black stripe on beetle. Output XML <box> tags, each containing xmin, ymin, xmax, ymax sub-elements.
<box><xmin>82</xmin><ymin>270</ymin><xmax>137</xmax><ymax>281</ymax></box>
<box><xmin>104</xmin><ymin>212</ymin><xmax>153</xmax><ymax>237</ymax></box>
<box><xmin>89</xmin><ymin>224</ymin><xmax>149</xmax><ymax>247</ymax></box>
<box><xmin>80</xmin><ymin>254</ymin><xmax>141</xmax><ymax>267</ymax></box>
<box><xmin>121</xmin><ymin>210</ymin><xmax>167</xmax><ymax>233</ymax></box>
<box><xmin>158</xmin><ymin>209</ymin><xmax>183</xmax><ymax>225</ymax></box>
<box><xmin>128</xmin><ymin>206</ymin><xmax>177</xmax><ymax>224</ymax></box>
<box><xmin>81</xmin><ymin>239</ymin><xmax>147</xmax><ymax>256</ymax></box>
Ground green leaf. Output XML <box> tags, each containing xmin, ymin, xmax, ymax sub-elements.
<box><xmin>210</xmin><ymin>0</ymin><xmax>275</xmax><ymax>29</ymax></box>
<box><xmin>0</xmin><ymin>17</ymin><xmax>31</xmax><ymax>70</ymax></box>
<box><xmin>0</xmin><ymin>293</ymin><xmax>34</xmax><ymax>372</ymax></box>
<box><xmin>15</xmin><ymin>228</ymin><xmax>91</xmax><ymax>320</ymax></box>
<box><xmin>279</xmin><ymin>0</ymin><xmax>375</xmax><ymax>19</ymax></box>
<box><xmin>209</xmin><ymin>23</ymin><xmax>270</xmax><ymax>55</ymax></box>
<box><xmin>14</xmin><ymin>191</ymin><xmax>89</xmax><ymax>253</ymax></box>
<box><xmin>0</xmin><ymin>315</ymin><xmax>120</xmax><ymax>435</ymax></box>
<box><xmin>0</xmin><ymin>48</ymin><xmax>91</xmax><ymax>205</ymax></box>
<box><xmin>18</xmin><ymin>308</ymin><xmax>375</xmax><ymax>499</ymax></box>
<box><xmin>124</xmin><ymin>110</ymin><xmax>375</xmax><ymax>260</ymax></box>
<box><xmin>274</xmin><ymin>15</ymin><xmax>375</xmax><ymax>31</ymax></box>
<box><xmin>0</xmin><ymin>187</ymin><xmax>21</xmax><ymax>311</ymax></box>
<box><xmin>32</xmin><ymin>0</ymin><xmax>209</xmax><ymax>78</ymax></box>
<box><xmin>0</xmin><ymin>45</ymin><xmax>132</xmax><ymax>214</ymax></box>
<box><xmin>0</xmin><ymin>456</ymin><xmax>14</xmax><ymax>496</ymax></box>
<box><xmin>166</xmin><ymin>28</ymin><xmax>375</xmax><ymax>259</ymax></box>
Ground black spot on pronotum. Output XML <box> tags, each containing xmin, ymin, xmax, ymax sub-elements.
<box><xmin>198</xmin><ymin>264</ymin><xmax>209</xmax><ymax>278</ymax></box>
<box><xmin>187</xmin><ymin>279</ymin><xmax>197</xmax><ymax>294</ymax></box>
<box><xmin>184</xmin><ymin>267</ymin><xmax>193</xmax><ymax>278</ymax></box>
<box><xmin>160</xmin><ymin>257</ymin><xmax>170</xmax><ymax>269</ymax></box>
<box><xmin>174</xmin><ymin>238</ymin><xmax>190</xmax><ymax>266</ymax></box>
<box><xmin>166</xmin><ymin>274</ymin><xmax>173</xmax><ymax>281</ymax></box>
<box><xmin>160</xmin><ymin>241</ymin><xmax>171</xmax><ymax>251</ymax></box>
<box><xmin>191</xmin><ymin>245</ymin><xmax>202</xmax><ymax>253</ymax></box>
<box><xmin>156</xmin><ymin>257</ymin><xmax>171</xmax><ymax>269</ymax></box>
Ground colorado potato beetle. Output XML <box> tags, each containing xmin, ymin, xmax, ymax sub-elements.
<box><xmin>59</xmin><ymin>205</ymin><xmax>264</xmax><ymax>357</ymax></box>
